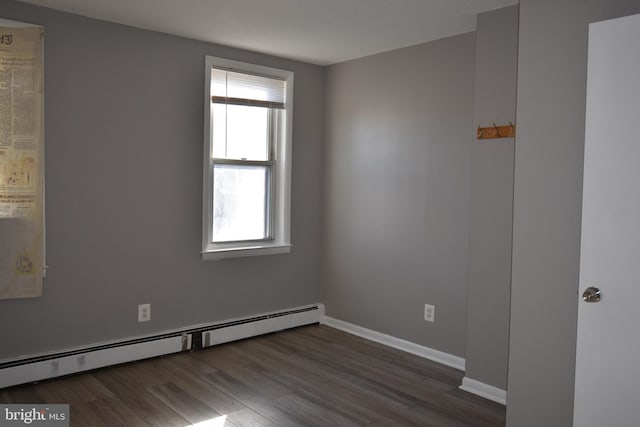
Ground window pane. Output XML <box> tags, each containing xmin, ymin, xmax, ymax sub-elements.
<box><xmin>213</xmin><ymin>164</ymin><xmax>269</xmax><ymax>242</ymax></box>
<box><xmin>212</xmin><ymin>104</ymin><xmax>269</xmax><ymax>161</ymax></box>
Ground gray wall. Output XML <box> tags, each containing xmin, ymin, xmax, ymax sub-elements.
<box><xmin>0</xmin><ymin>0</ymin><xmax>325</xmax><ymax>359</ymax></box>
<box><xmin>465</xmin><ymin>6</ymin><xmax>518</xmax><ymax>390</ymax></box>
<box><xmin>323</xmin><ymin>34</ymin><xmax>475</xmax><ymax>357</ymax></box>
<box><xmin>508</xmin><ymin>0</ymin><xmax>640</xmax><ymax>425</ymax></box>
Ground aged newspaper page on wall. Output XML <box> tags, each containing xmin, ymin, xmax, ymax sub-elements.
<box><xmin>0</xmin><ymin>24</ymin><xmax>44</xmax><ymax>299</ymax></box>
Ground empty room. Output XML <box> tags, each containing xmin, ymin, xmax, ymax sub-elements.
<box><xmin>1</xmin><ymin>0</ymin><xmax>640</xmax><ymax>426</ymax></box>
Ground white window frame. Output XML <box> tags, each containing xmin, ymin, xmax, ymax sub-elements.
<box><xmin>202</xmin><ymin>56</ymin><xmax>293</xmax><ymax>260</ymax></box>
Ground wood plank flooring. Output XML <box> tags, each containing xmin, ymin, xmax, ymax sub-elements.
<box><xmin>0</xmin><ymin>325</ymin><xmax>506</xmax><ymax>426</ymax></box>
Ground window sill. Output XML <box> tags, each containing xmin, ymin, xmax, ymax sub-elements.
<box><xmin>202</xmin><ymin>243</ymin><xmax>291</xmax><ymax>261</ymax></box>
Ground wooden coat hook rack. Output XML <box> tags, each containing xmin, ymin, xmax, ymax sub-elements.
<box><xmin>477</xmin><ymin>122</ymin><xmax>516</xmax><ymax>139</ymax></box>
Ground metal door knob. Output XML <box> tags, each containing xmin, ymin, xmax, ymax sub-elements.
<box><xmin>582</xmin><ymin>287</ymin><xmax>602</xmax><ymax>303</ymax></box>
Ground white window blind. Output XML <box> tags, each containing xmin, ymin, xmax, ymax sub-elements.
<box><xmin>211</xmin><ymin>69</ymin><xmax>286</xmax><ymax>109</ymax></box>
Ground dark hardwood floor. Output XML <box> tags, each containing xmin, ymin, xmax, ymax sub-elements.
<box><xmin>0</xmin><ymin>325</ymin><xmax>506</xmax><ymax>426</ymax></box>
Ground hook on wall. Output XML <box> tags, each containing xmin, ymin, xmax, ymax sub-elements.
<box><xmin>477</xmin><ymin>122</ymin><xmax>516</xmax><ymax>140</ymax></box>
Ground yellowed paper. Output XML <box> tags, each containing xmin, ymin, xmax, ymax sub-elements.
<box><xmin>0</xmin><ymin>26</ymin><xmax>44</xmax><ymax>299</ymax></box>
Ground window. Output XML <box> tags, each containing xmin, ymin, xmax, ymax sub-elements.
<box><xmin>202</xmin><ymin>56</ymin><xmax>293</xmax><ymax>260</ymax></box>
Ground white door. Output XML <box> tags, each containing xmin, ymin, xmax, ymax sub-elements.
<box><xmin>574</xmin><ymin>12</ymin><xmax>640</xmax><ymax>427</ymax></box>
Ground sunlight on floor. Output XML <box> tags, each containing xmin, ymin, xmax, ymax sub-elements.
<box><xmin>188</xmin><ymin>415</ymin><xmax>227</xmax><ymax>426</ymax></box>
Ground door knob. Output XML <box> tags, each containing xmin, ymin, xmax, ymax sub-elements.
<box><xmin>582</xmin><ymin>287</ymin><xmax>602</xmax><ymax>303</ymax></box>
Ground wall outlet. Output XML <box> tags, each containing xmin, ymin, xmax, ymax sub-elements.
<box><xmin>424</xmin><ymin>304</ymin><xmax>435</xmax><ymax>322</ymax></box>
<box><xmin>138</xmin><ymin>303</ymin><xmax>151</xmax><ymax>322</ymax></box>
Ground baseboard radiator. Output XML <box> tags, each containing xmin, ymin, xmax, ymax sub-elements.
<box><xmin>0</xmin><ymin>304</ymin><xmax>324</xmax><ymax>389</ymax></box>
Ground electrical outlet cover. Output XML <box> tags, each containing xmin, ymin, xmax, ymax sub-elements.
<box><xmin>138</xmin><ymin>303</ymin><xmax>151</xmax><ymax>322</ymax></box>
<box><xmin>424</xmin><ymin>304</ymin><xmax>435</xmax><ymax>322</ymax></box>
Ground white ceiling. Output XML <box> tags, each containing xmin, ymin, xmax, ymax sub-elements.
<box><xmin>17</xmin><ymin>0</ymin><xmax>518</xmax><ymax>65</ymax></box>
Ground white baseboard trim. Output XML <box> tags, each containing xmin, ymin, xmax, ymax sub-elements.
<box><xmin>459</xmin><ymin>376</ymin><xmax>507</xmax><ymax>405</ymax></box>
<box><xmin>322</xmin><ymin>316</ymin><xmax>465</xmax><ymax>371</ymax></box>
<box><xmin>0</xmin><ymin>303</ymin><xmax>324</xmax><ymax>389</ymax></box>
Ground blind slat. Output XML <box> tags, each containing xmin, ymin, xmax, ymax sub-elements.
<box><xmin>211</xmin><ymin>96</ymin><xmax>285</xmax><ymax>109</ymax></box>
